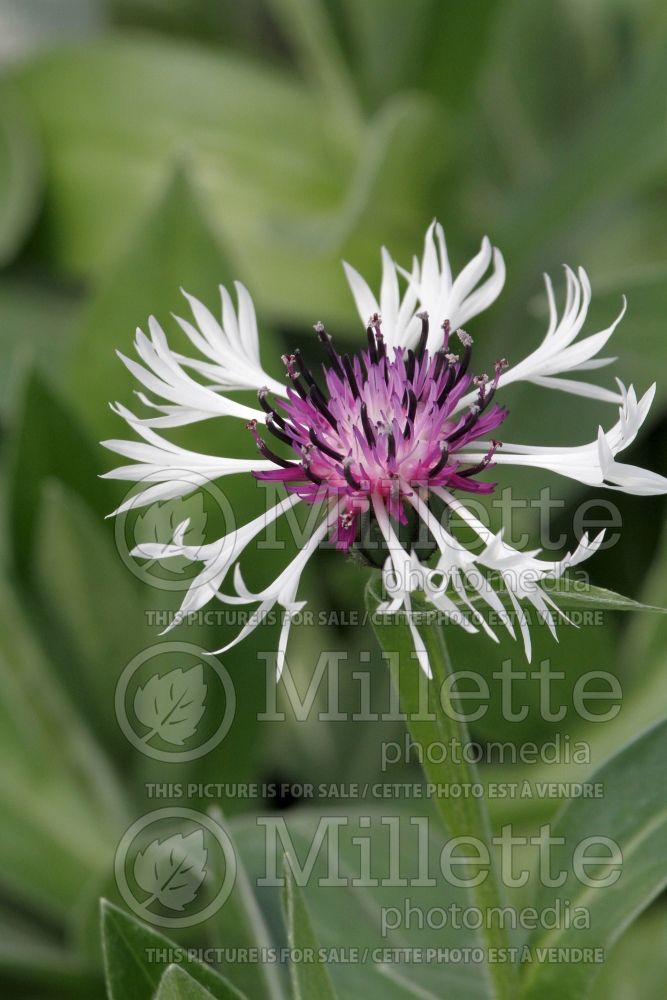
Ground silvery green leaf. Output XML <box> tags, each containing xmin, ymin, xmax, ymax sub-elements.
<box><xmin>101</xmin><ymin>900</ymin><xmax>247</xmax><ymax>1000</ymax></box>
<box><xmin>155</xmin><ymin>965</ymin><xmax>218</xmax><ymax>1000</ymax></box>
<box><xmin>134</xmin><ymin>665</ymin><xmax>207</xmax><ymax>746</ymax></box>
<box><xmin>282</xmin><ymin>858</ymin><xmax>337</xmax><ymax>1000</ymax></box>
<box><xmin>133</xmin><ymin>830</ymin><xmax>207</xmax><ymax>911</ymax></box>
<box><xmin>368</xmin><ymin>572</ymin><xmax>666</xmax><ymax>620</ymax></box>
<box><xmin>520</xmin><ymin>717</ymin><xmax>667</xmax><ymax>1000</ymax></box>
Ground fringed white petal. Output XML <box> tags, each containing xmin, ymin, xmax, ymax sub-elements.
<box><xmin>129</xmin><ymin>495</ymin><xmax>301</xmax><ymax>629</ymax></box>
<box><xmin>477</xmin><ymin>267</ymin><xmax>626</xmax><ymax>405</ymax></box>
<box><xmin>102</xmin><ymin>404</ymin><xmax>275</xmax><ymax>513</ymax></box>
<box><xmin>463</xmin><ymin>383</ymin><xmax>667</xmax><ymax>495</ymax></box>
<box><xmin>344</xmin><ymin>221</ymin><xmax>504</xmax><ymax>352</ymax></box>
<box><xmin>375</xmin><ymin>487</ymin><xmax>607</xmax><ymax>661</ymax></box>
<box><xmin>407</xmin><ymin>224</ymin><xmax>505</xmax><ymax>351</ymax></box>
<box><xmin>211</xmin><ymin>509</ymin><xmax>334</xmax><ymax>677</ymax></box>
<box><xmin>114</xmin><ymin>283</ymin><xmax>284</xmax><ymax>435</ymax></box>
<box><xmin>343</xmin><ymin>251</ymin><xmax>420</xmax><ymax>350</ymax></box>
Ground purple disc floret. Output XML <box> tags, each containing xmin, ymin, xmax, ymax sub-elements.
<box><xmin>251</xmin><ymin>313</ymin><xmax>508</xmax><ymax>550</ymax></box>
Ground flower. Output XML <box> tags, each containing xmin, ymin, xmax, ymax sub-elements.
<box><xmin>103</xmin><ymin>222</ymin><xmax>667</xmax><ymax>675</ymax></box>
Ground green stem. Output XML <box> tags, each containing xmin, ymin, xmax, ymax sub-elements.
<box><xmin>366</xmin><ymin>581</ymin><xmax>518</xmax><ymax>1000</ymax></box>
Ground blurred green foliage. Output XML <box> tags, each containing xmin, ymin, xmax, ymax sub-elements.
<box><xmin>0</xmin><ymin>1</ymin><xmax>667</xmax><ymax>997</ymax></box>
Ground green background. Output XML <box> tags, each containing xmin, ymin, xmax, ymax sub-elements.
<box><xmin>1</xmin><ymin>1</ymin><xmax>667</xmax><ymax>997</ymax></box>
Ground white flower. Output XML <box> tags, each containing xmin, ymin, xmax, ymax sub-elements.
<box><xmin>103</xmin><ymin>223</ymin><xmax>667</xmax><ymax>675</ymax></box>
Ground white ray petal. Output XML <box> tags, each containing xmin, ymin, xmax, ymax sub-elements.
<box><xmin>465</xmin><ymin>384</ymin><xmax>667</xmax><ymax>495</ymax></box>
<box><xmin>344</xmin><ymin>221</ymin><xmax>504</xmax><ymax>353</ymax></box>
<box><xmin>210</xmin><ymin>511</ymin><xmax>333</xmax><ymax>668</ymax></box>
<box><xmin>457</xmin><ymin>267</ymin><xmax>627</xmax><ymax>407</ymax></box>
<box><xmin>342</xmin><ymin>261</ymin><xmax>380</xmax><ymax>326</ymax></box>
<box><xmin>139</xmin><ymin>495</ymin><xmax>303</xmax><ymax>630</ymax></box>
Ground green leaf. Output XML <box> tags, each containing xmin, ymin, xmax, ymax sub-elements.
<box><xmin>589</xmin><ymin>910</ymin><xmax>667</xmax><ymax>1000</ymax></box>
<box><xmin>366</xmin><ymin>570</ymin><xmax>665</xmax><ymax>621</ymax></box>
<box><xmin>0</xmin><ymin>83</ymin><xmax>42</xmax><ymax>265</ymax></box>
<box><xmin>11</xmin><ymin>37</ymin><xmax>360</xmax><ymax>321</ymax></box>
<box><xmin>101</xmin><ymin>900</ymin><xmax>246</xmax><ymax>1000</ymax></box>
<box><xmin>478</xmin><ymin>519</ymin><xmax>667</xmax><ymax>829</ymax></box>
<box><xmin>541</xmin><ymin>576</ymin><xmax>666</xmax><ymax>613</ymax></box>
<box><xmin>155</xmin><ymin>965</ymin><xmax>218</xmax><ymax>1000</ymax></box>
<box><xmin>230</xmin><ymin>806</ymin><xmax>495</xmax><ymax>999</ymax></box>
<box><xmin>281</xmin><ymin>858</ymin><xmax>337</xmax><ymax>1000</ymax></box>
<box><xmin>489</xmin><ymin>16</ymin><xmax>667</xmax><ymax>268</ymax></box>
<box><xmin>588</xmin><ymin>262</ymin><xmax>667</xmax><ymax>407</ymax></box>
<box><xmin>335</xmin><ymin>92</ymin><xmax>445</xmax><ymax>259</ymax></box>
<box><xmin>520</xmin><ymin>717</ymin><xmax>667</xmax><ymax>1000</ymax></box>
<box><xmin>623</xmin><ymin>518</ymin><xmax>667</xmax><ymax>671</ymax></box>
<box><xmin>206</xmin><ymin>807</ymin><xmax>285</xmax><ymax>1000</ymax></box>
<box><xmin>0</xmin><ymin>578</ymin><xmax>124</xmax><ymax>919</ymax></box>
<box><xmin>67</xmin><ymin>165</ymin><xmax>244</xmax><ymax>440</ymax></box>
<box><xmin>0</xmin><ymin>0</ymin><xmax>105</xmax><ymax>61</ymax></box>
<box><xmin>33</xmin><ymin>479</ymin><xmax>149</xmax><ymax>759</ymax></box>
<box><xmin>10</xmin><ymin>36</ymin><xmax>444</xmax><ymax>325</ymax></box>
<box><xmin>5</xmin><ymin>366</ymin><xmax>108</xmax><ymax>578</ymax></box>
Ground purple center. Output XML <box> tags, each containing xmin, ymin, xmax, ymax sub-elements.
<box><xmin>250</xmin><ymin>315</ymin><xmax>508</xmax><ymax>550</ymax></box>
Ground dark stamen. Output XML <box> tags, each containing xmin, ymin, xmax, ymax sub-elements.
<box><xmin>303</xmin><ymin>465</ymin><xmax>324</xmax><ymax>485</ymax></box>
<box><xmin>477</xmin><ymin>385</ymin><xmax>498</xmax><ymax>415</ymax></box>
<box><xmin>415</xmin><ymin>311</ymin><xmax>429</xmax><ymax>358</ymax></box>
<box><xmin>458</xmin><ymin>441</ymin><xmax>501</xmax><ymax>478</ymax></box>
<box><xmin>429</xmin><ymin>443</ymin><xmax>450</xmax><ymax>477</ymax></box>
<box><xmin>342</xmin><ymin>354</ymin><xmax>360</xmax><ymax>399</ymax></box>
<box><xmin>343</xmin><ymin>459</ymin><xmax>362</xmax><ymax>491</ymax></box>
<box><xmin>366</xmin><ymin>326</ymin><xmax>378</xmax><ymax>364</ymax></box>
<box><xmin>258</xmin><ymin>387</ymin><xmax>287</xmax><ymax>428</ymax></box>
<box><xmin>447</xmin><ymin>406</ymin><xmax>481</xmax><ymax>446</ymax></box>
<box><xmin>314</xmin><ymin>321</ymin><xmax>345</xmax><ymax>379</ymax></box>
<box><xmin>282</xmin><ymin>353</ymin><xmax>307</xmax><ymax>399</ymax></box>
<box><xmin>247</xmin><ymin>419</ymin><xmax>297</xmax><ymax>469</ymax></box>
<box><xmin>294</xmin><ymin>348</ymin><xmax>323</xmax><ymax>395</ymax></box>
<box><xmin>433</xmin><ymin>350</ymin><xmax>447</xmax><ymax>381</ymax></box>
<box><xmin>406</xmin><ymin>388</ymin><xmax>418</xmax><ymax>424</ymax></box>
<box><xmin>453</xmin><ymin>331</ymin><xmax>473</xmax><ymax>382</ymax></box>
<box><xmin>309</xmin><ymin>426</ymin><xmax>343</xmax><ymax>461</ymax></box>
<box><xmin>436</xmin><ymin>366</ymin><xmax>458</xmax><ymax>407</ymax></box>
<box><xmin>473</xmin><ymin>373</ymin><xmax>489</xmax><ymax>404</ymax></box>
<box><xmin>308</xmin><ymin>385</ymin><xmax>337</xmax><ymax>429</ymax></box>
<box><xmin>360</xmin><ymin>402</ymin><xmax>376</xmax><ymax>446</ymax></box>
<box><xmin>372</xmin><ymin>315</ymin><xmax>387</xmax><ymax>361</ymax></box>
<box><xmin>266</xmin><ymin>414</ymin><xmax>296</xmax><ymax>448</ymax></box>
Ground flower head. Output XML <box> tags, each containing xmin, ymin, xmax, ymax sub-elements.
<box><xmin>103</xmin><ymin>222</ymin><xmax>667</xmax><ymax>675</ymax></box>
<box><xmin>252</xmin><ymin>316</ymin><xmax>508</xmax><ymax>550</ymax></box>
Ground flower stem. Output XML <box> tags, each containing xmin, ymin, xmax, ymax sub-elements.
<box><xmin>367</xmin><ymin>581</ymin><xmax>518</xmax><ymax>1000</ymax></box>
